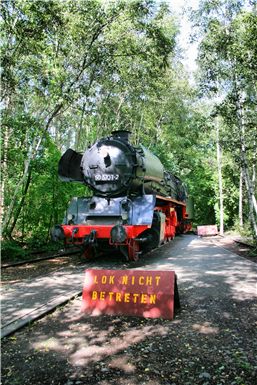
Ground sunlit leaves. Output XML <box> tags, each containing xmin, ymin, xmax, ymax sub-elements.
<box><xmin>1</xmin><ymin>0</ymin><xmax>182</xmax><ymax>242</ymax></box>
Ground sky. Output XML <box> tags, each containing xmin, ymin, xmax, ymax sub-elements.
<box><xmin>165</xmin><ymin>0</ymin><xmax>200</xmax><ymax>76</ymax></box>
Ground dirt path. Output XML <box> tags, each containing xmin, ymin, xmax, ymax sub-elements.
<box><xmin>2</xmin><ymin>235</ymin><xmax>257</xmax><ymax>385</ymax></box>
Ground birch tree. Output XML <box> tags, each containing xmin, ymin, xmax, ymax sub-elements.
<box><xmin>1</xmin><ymin>0</ymin><xmax>177</xmax><ymax>240</ymax></box>
<box><xmin>194</xmin><ymin>0</ymin><xmax>257</xmax><ymax>239</ymax></box>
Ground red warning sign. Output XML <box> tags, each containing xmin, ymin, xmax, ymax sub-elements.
<box><xmin>197</xmin><ymin>225</ymin><xmax>218</xmax><ymax>236</ymax></box>
<box><xmin>82</xmin><ymin>269</ymin><xmax>179</xmax><ymax>320</ymax></box>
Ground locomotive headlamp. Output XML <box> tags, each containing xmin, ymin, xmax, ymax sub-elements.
<box><xmin>121</xmin><ymin>200</ymin><xmax>129</xmax><ymax>222</ymax></box>
<box><xmin>111</xmin><ymin>225</ymin><xmax>127</xmax><ymax>243</ymax></box>
<box><xmin>121</xmin><ymin>212</ymin><xmax>128</xmax><ymax>221</ymax></box>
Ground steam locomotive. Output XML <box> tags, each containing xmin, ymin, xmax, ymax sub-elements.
<box><xmin>52</xmin><ymin>130</ymin><xmax>193</xmax><ymax>261</ymax></box>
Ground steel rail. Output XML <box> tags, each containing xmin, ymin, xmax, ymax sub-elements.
<box><xmin>1</xmin><ymin>249</ymin><xmax>81</xmax><ymax>269</ymax></box>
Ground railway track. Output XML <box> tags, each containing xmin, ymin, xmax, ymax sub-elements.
<box><xmin>1</xmin><ymin>236</ymin><xmax>166</xmax><ymax>339</ymax></box>
<box><xmin>234</xmin><ymin>239</ymin><xmax>256</xmax><ymax>249</ymax></box>
<box><xmin>1</xmin><ymin>248</ymin><xmax>81</xmax><ymax>269</ymax></box>
<box><xmin>1</xmin><ymin>249</ymin><xmax>135</xmax><ymax>339</ymax></box>
<box><xmin>2</xmin><ymin>235</ymin><xmax>257</xmax><ymax>385</ymax></box>
<box><xmin>2</xmin><ymin>234</ymin><xmax>255</xmax><ymax>339</ymax></box>
<box><xmin>1</xmin><ymin>271</ymin><xmax>84</xmax><ymax>339</ymax></box>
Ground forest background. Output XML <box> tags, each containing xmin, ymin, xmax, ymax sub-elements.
<box><xmin>1</xmin><ymin>0</ymin><xmax>257</xmax><ymax>258</ymax></box>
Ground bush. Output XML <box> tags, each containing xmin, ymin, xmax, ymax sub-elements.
<box><xmin>1</xmin><ymin>240</ymin><xmax>28</xmax><ymax>261</ymax></box>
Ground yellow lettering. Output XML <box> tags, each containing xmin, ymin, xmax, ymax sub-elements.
<box><xmin>109</xmin><ymin>276</ymin><xmax>115</xmax><ymax>284</ymax></box>
<box><xmin>94</xmin><ymin>276</ymin><xmax>98</xmax><ymax>284</ymax></box>
<box><xmin>141</xmin><ymin>294</ymin><xmax>147</xmax><ymax>304</ymax></box>
<box><xmin>91</xmin><ymin>291</ymin><xmax>157</xmax><ymax>304</ymax></box>
<box><xmin>116</xmin><ymin>293</ymin><xmax>122</xmax><ymax>302</ymax></box>
<box><xmin>131</xmin><ymin>276</ymin><xmax>135</xmax><ymax>285</ymax></box>
<box><xmin>155</xmin><ymin>276</ymin><xmax>161</xmax><ymax>286</ymax></box>
<box><xmin>133</xmin><ymin>293</ymin><xmax>139</xmax><ymax>303</ymax></box>
<box><xmin>124</xmin><ymin>293</ymin><xmax>130</xmax><ymax>303</ymax></box>
<box><xmin>102</xmin><ymin>275</ymin><xmax>107</xmax><ymax>284</ymax></box>
<box><xmin>139</xmin><ymin>276</ymin><xmax>144</xmax><ymax>285</ymax></box>
<box><xmin>122</xmin><ymin>276</ymin><xmax>128</xmax><ymax>285</ymax></box>
<box><xmin>149</xmin><ymin>294</ymin><xmax>156</xmax><ymax>304</ymax></box>
<box><xmin>146</xmin><ymin>276</ymin><xmax>152</xmax><ymax>285</ymax></box>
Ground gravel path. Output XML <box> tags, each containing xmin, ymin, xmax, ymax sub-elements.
<box><xmin>2</xmin><ymin>235</ymin><xmax>257</xmax><ymax>385</ymax></box>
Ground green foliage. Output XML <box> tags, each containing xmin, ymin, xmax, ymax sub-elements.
<box><xmin>193</xmin><ymin>0</ymin><xmax>257</xmax><ymax>237</ymax></box>
<box><xmin>17</xmin><ymin>138</ymin><xmax>86</xmax><ymax>242</ymax></box>
<box><xmin>4</xmin><ymin>0</ymin><xmax>255</xmax><ymax>253</ymax></box>
<box><xmin>2</xmin><ymin>0</ymin><xmax>186</xmax><ymax>248</ymax></box>
<box><xmin>1</xmin><ymin>241</ymin><xmax>27</xmax><ymax>261</ymax></box>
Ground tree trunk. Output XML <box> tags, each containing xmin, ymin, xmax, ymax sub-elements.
<box><xmin>0</xmin><ymin>125</ymin><xmax>10</xmax><ymax>236</ymax></box>
<box><xmin>252</xmin><ymin>138</ymin><xmax>256</xmax><ymax>190</ymax></box>
<box><xmin>116</xmin><ymin>93</ymin><xmax>126</xmax><ymax>127</ymax></box>
<box><xmin>236</xmin><ymin>91</ymin><xmax>257</xmax><ymax>240</ymax></box>
<box><xmin>2</xmin><ymin>152</ymin><xmax>32</xmax><ymax>237</ymax></box>
<box><xmin>216</xmin><ymin>120</ymin><xmax>224</xmax><ymax>236</ymax></box>
<box><xmin>239</xmin><ymin>169</ymin><xmax>243</xmax><ymax>227</ymax></box>
<box><xmin>2</xmin><ymin>102</ymin><xmax>64</xmax><ymax>237</ymax></box>
<box><xmin>8</xmin><ymin>167</ymin><xmax>32</xmax><ymax>238</ymax></box>
<box><xmin>74</xmin><ymin>103</ymin><xmax>86</xmax><ymax>150</ymax></box>
<box><xmin>241</xmin><ymin>163</ymin><xmax>257</xmax><ymax>239</ymax></box>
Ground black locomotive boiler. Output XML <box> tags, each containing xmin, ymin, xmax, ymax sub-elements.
<box><xmin>52</xmin><ymin>130</ymin><xmax>193</xmax><ymax>261</ymax></box>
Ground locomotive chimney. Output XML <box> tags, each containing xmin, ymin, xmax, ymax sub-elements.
<box><xmin>111</xmin><ymin>130</ymin><xmax>131</xmax><ymax>142</ymax></box>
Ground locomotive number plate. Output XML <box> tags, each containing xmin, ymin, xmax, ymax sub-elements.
<box><xmin>95</xmin><ymin>174</ymin><xmax>119</xmax><ymax>181</ymax></box>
